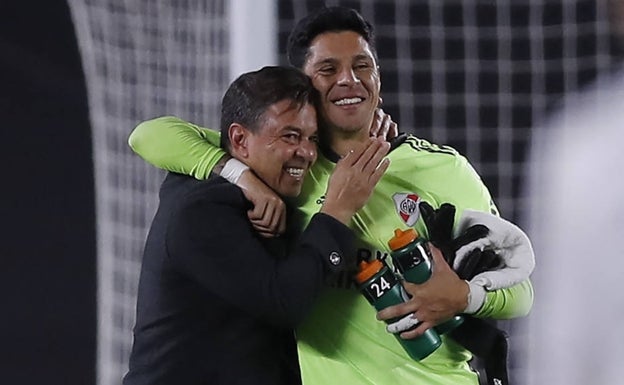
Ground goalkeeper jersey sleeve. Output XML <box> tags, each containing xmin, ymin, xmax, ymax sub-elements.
<box><xmin>128</xmin><ymin>116</ymin><xmax>224</xmax><ymax>180</ymax></box>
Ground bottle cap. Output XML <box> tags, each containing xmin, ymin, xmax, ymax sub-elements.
<box><xmin>387</xmin><ymin>228</ymin><xmax>419</xmax><ymax>251</ymax></box>
<box><xmin>354</xmin><ymin>259</ymin><xmax>385</xmax><ymax>284</ymax></box>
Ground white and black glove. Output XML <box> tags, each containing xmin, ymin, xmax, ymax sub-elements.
<box><xmin>454</xmin><ymin>209</ymin><xmax>535</xmax><ymax>290</ymax></box>
<box><xmin>418</xmin><ymin>202</ymin><xmax>535</xmax><ymax>313</ymax></box>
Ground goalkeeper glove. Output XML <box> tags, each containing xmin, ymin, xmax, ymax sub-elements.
<box><xmin>419</xmin><ymin>202</ymin><xmax>496</xmax><ymax>279</ymax></box>
<box><xmin>453</xmin><ymin>208</ymin><xmax>535</xmax><ymax>290</ymax></box>
<box><xmin>419</xmin><ymin>201</ymin><xmax>534</xmax><ymax>312</ymax></box>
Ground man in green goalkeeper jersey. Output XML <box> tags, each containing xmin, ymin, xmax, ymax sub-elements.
<box><xmin>129</xmin><ymin>6</ymin><xmax>533</xmax><ymax>385</ymax></box>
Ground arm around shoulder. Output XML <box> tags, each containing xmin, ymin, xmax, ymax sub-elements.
<box><xmin>129</xmin><ymin>116</ymin><xmax>226</xmax><ymax>179</ymax></box>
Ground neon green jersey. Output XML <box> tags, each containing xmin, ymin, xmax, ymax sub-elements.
<box><xmin>292</xmin><ymin>137</ymin><xmax>532</xmax><ymax>385</ymax></box>
<box><xmin>128</xmin><ymin>117</ymin><xmax>533</xmax><ymax>385</ymax></box>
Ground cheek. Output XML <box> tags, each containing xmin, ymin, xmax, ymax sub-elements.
<box><xmin>272</xmin><ymin>146</ymin><xmax>295</xmax><ymax>162</ymax></box>
<box><xmin>311</xmin><ymin>76</ymin><xmax>332</xmax><ymax>95</ymax></box>
<box><xmin>369</xmin><ymin>74</ymin><xmax>381</xmax><ymax>95</ymax></box>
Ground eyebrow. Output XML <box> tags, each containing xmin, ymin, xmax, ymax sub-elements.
<box><xmin>282</xmin><ymin>126</ymin><xmax>318</xmax><ymax>136</ymax></box>
<box><xmin>353</xmin><ymin>53</ymin><xmax>374</xmax><ymax>62</ymax></box>
<box><xmin>313</xmin><ymin>53</ymin><xmax>374</xmax><ymax>66</ymax></box>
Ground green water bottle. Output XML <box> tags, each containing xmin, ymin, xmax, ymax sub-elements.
<box><xmin>388</xmin><ymin>228</ymin><xmax>464</xmax><ymax>335</ymax></box>
<box><xmin>355</xmin><ymin>259</ymin><xmax>441</xmax><ymax>360</ymax></box>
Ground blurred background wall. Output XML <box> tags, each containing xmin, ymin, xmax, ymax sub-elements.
<box><xmin>1</xmin><ymin>1</ymin><xmax>95</xmax><ymax>384</ymax></box>
<box><xmin>2</xmin><ymin>1</ymin><xmax>622</xmax><ymax>384</ymax></box>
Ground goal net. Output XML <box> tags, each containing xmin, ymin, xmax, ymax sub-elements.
<box><xmin>67</xmin><ymin>0</ymin><xmax>621</xmax><ymax>384</ymax></box>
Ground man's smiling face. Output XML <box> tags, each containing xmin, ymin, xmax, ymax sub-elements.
<box><xmin>243</xmin><ymin>99</ymin><xmax>318</xmax><ymax>198</ymax></box>
<box><xmin>303</xmin><ymin>31</ymin><xmax>381</xmax><ymax>136</ymax></box>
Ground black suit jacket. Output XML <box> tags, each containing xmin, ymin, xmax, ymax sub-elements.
<box><xmin>123</xmin><ymin>173</ymin><xmax>356</xmax><ymax>385</ymax></box>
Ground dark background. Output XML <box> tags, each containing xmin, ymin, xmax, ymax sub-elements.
<box><xmin>1</xmin><ymin>1</ymin><xmax>96</xmax><ymax>384</ymax></box>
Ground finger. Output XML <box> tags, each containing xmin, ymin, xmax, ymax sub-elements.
<box><xmin>360</xmin><ymin>138</ymin><xmax>390</xmax><ymax>174</ymax></box>
<box><xmin>354</xmin><ymin>139</ymin><xmax>389</xmax><ymax>173</ymax></box>
<box><xmin>368</xmin><ymin>157</ymin><xmax>390</xmax><ymax>185</ymax></box>
<box><xmin>483</xmin><ymin>250</ymin><xmax>501</xmax><ymax>270</ymax></box>
<box><xmin>377</xmin><ymin>114</ymin><xmax>391</xmax><ymax>139</ymax></box>
<box><xmin>388</xmin><ymin>121</ymin><xmax>399</xmax><ymax>139</ymax></box>
<box><xmin>337</xmin><ymin>139</ymin><xmax>374</xmax><ymax>168</ymax></box>
<box><xmin>252</xmin><ymin>197</ymin><xmax>284</xmax><ymax>231</ymax></box>
<box><xmin>418</xmin><ymin>201</ymin><xmax>435</xmax><ymax>225</ymax></box>
<box><xmin>257</xmin><ymin>230</ymin><xmax>279</xmax><ymax>238</ymax></box>
<box><xmin>249</xmin><ymin>205</ymin><xmax>275</xmax><ymax>228</ymax></box>
<box><xmin>386</xmin><ymin>313</ymin><xmax>420</xmax><ymax>334</ymax></box>
<box><xmin>377</xmin><ymin>297</ymin><xmax>419</xmax><ymax>322</ymax></box>
<box><xmin>369</xmin><ymin>109</ymin><xmax>383</xmax><ymax>137</ymax></box>
<box><xmin>429</xmin><ymin>244</ymin><xmax>450</xmax><ymax>271</ymax></box>
<box><xmin>453</xmin><ymin>225</ymin><xmax>490</xmax><ymax>249</ymax></box>
<box><xmin>399</xmin><ymin>321</ymin><xmax>435</xmax><ymax>339</ymax></box>
<box><xmin>263</xmin><ymin>200</ymin><xmax>282</xmax><ymax>233</ymax></box>
<box><xmin>464</xmin><ymin>250</ymin><xmax>500</xmax><ymax>279</ymax></box>
<box><xmin>456</xmin><ymin>249</ymin><xmax>483</xmax><ymax>280</ymax></box>
<box><xmin>339</xmin><ymin>141</ymin><xmax>368</xmax><ymax>166</ymax></box>
<box><xmin>250</xmin><ymin>221</ymin><xmax>279</xmax><ymax>238</ymax></box>
<box><xmin>247</xmin><ymin>200</ymin><xmax>268</xmax><ymax>222</ymax></box>
<box><xmin>250</xmin><ymin>219</ymin><xmax>273</xmax><ymax>232</ymax></box>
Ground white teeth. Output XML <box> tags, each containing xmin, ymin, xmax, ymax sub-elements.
<box><xmin>285</xmin><ymin>168</ymin><xmax>304</xmax><ymax>178</ymax></box>
<box><xmin>334</xmin><ymin>97</ymin><xmax>362</xmax><ymax>106</ymax></box>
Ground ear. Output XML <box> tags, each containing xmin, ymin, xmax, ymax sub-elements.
<box><xmin>228</xmin><ymin>123</ymin><xmax>251</xmax><ymax>158</ymax></box>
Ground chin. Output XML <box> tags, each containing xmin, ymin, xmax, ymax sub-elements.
<box><xmin>275</xmin><ymin>186</ymin><xmax>301</xmax><ymax>198</ymax></box>
<box><xmin>327</xmin><ymin>117</ymin><xmax>368</xmax><ymax>133</ymax></box>
<box><xmin>287</xmin><ymin>188</ymin><xmax>303</xmax><ymax>198</ymax></box>
<box><xmin>334</xmin><ymin>123</ymin><xmax>366</xmax><ymax>134</ymax></box>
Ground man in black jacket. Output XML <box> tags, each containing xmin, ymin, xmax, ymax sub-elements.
<box><xmin>123</xmin><ymin>66</ymin><xmax>390</xmax><ymax>385</ymax></box>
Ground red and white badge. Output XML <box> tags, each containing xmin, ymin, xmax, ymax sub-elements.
<box><xmin>392</xmin><ymin>192</ymin><xmax>421</xmax><ymax>226</ymax></box>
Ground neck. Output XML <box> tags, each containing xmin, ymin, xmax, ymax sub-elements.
<box><xmin>325</xmin><ymin>129</ymin><xmax>370</xmax><ymax>158</ymax></box>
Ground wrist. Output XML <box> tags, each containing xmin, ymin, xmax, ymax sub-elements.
<box><xmin>319</xmin><ymin>202</ymin><xmax>352</xmax><ymax>225</ymax></box>
<box><xmin>463</xmin><ymin>280</ymin><xmax>486</xmax><ymax>314</ymax></box>
<box><xmin>220</xmin><ymin>157</ymin><xmax>249</xmax><ymax>184</ymax></box>
<box><xmin>211</xmin><ymin>154</ymin><xmax>231</xmax><ymax>177</ymax></box>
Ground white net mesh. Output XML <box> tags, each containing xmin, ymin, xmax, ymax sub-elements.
<box><xmin>67</xmin><ymin>1</ymin><xmax>229</xmax><ymax>383</ymax></box>
<box><xmin>279</xmin><ymin>0</ymin><xmax>620</xmax><ymax>221</ymax></box>
<box><xmin>68</xmin><ymin>0</ymin><xmax>620</xmax><ymax>384</ymax></box>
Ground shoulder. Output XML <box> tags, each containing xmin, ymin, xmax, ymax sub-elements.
<box><xmin>400</xmin><ymin>135</ymin><xmax>460</xmax><ymax>156</ymax></box>
<box><xmin>386</xmin><ymin>135</ymin><xmax>493</xmax><ymax>210</ymax></box>
<box><xmin>164</xmin><ymin>175</ymin><xmax>252</xmax><ymax>245</ymax></box>
<box><xmin>186</xmin><ymin>178</ymin><xmax>247</xmax><ymax>213</ymax></box>
<box><xmin>389</xmin><ymin>134</ymin><xmax>469</xmax><ymax>169</ymax></box>
<box><xmin>161</xmin><ymin>173</ymin><xmax>247</xmax><ymax>213</ymax></box>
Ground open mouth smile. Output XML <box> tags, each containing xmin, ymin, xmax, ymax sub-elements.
<box><xmin>333</xmin><ymin>97</ymin><xmax>363</xmax><ymax>106</ymax></box>
<box><xmin>285</xmin><ymin>167</ymin><xmax>305</xmax><ymax>179</ymax></box>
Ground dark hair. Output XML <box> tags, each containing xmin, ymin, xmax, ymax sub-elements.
<box><xmin>287</xmin><ymin>6</ymin><xmax>377</xmax><ymax>69</ymax></box>
<box><xmin>220</xmin><ymin>66</ymin><xmax>319</xmax><ymax>151</ymax></box>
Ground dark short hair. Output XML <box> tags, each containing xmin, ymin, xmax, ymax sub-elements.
<box><xmin>220</xmin><ymin>66</ymin><xmax>319</xmax><ymax>151</ymax></box>
<box><xmin>287</xmin><ymin>6</ymin><xmax>378</xmax><ymax>69</ymax></box>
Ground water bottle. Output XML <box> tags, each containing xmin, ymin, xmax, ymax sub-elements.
<box><xmin>388</xmin><ymin>228</ymin><xmax>464</xmax><ymax>335</ymax></box>
<box><xmin>355</xmin><ymin>258</ymin><xmax>441</xmax><ymax>360</ymax></box>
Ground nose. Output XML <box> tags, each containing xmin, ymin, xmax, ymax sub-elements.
<box><xmin>296</xmin><ymin>138</ymin><xmax>317</xmax><ymax>162</ymax></box>
<box><xmin>336</xmin><ymin>67</ymin><xmax>360</xmax><ymax>86</ymax></box>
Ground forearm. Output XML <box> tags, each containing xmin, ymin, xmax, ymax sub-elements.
<box><xmin>474</xmin><ymin>278</ymin><xmax>533</xmax><ymax>319</ymax></box>
<box><xmin>129</xmin><ymin>116</ymin><xmax>226</xmax><ymax>179</ymax></box>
